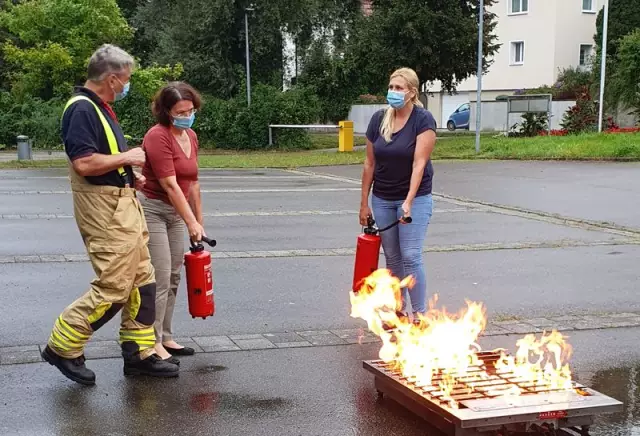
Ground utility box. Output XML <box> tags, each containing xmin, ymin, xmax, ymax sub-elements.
<box><xmin>338</xmin><ymin>121</ymin><xmax>354</xmax><ymax>152</ymax></box>
<box><xmin>17</xmin><ymin>135</ymin><xmax>32</xmax><ymax>161</ymax></box>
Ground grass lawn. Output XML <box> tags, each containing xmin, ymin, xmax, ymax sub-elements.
<box><xmin>0</xmin><ymin>131</ymin><xmax>638</xmax><ymax>169</ymax></box>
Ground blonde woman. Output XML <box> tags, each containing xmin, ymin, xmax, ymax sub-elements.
<box><xmin>359</xmin><ymin>67</ymin><xmax>437</xmax><ymax>319</ymax></box>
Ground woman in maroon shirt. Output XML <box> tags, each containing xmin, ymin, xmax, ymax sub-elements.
<box><xmin>139</xmin><ymin>82</ymin><xmax>205</xmax><ymax>363</ymax></box>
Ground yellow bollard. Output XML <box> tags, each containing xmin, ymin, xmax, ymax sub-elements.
<box><xmin>338</xmin><ymin>120</ymin><xmax>354</xmax><ymax>152</ymax></box>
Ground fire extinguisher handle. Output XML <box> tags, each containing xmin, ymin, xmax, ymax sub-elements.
<box><xmin>202</xmin><ymin>236</ymin><xmax>217</xmax><ymax>248</ymax></box>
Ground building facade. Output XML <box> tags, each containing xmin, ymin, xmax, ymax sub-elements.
<box><xmin>428</xmin><ymin>0</ymin><xmax>605</xmax><ymax>129</ymax></box>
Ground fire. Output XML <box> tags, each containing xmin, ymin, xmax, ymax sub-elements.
<box><xmin>350</xmin><ymin>269</ymin><xmax>574</xmax><ymax>408</ymax></box>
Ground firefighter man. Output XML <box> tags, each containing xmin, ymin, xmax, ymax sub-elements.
<box><xmin>41</xmin><ymin>44</ymin><xmax>179</xmax><ymax>384</ymax></box>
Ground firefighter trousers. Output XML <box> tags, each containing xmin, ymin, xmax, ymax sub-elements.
<box><xmin>47</xmin><ymin>169</ymin><xmax>158</xmax><ymax>361</ymax></box>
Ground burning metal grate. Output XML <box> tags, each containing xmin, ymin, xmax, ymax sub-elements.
<box><xmin>364</xmin><ymin>352</ymin><xmax>623</xmax><ymax>436</ymax></box>
<box><xmin>350</xmin><ymin>270</ymin><xmax>624</xmax><ymax>435</ymax></box>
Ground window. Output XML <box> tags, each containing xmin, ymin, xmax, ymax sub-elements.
<box><xmin>510</xmin><ymin>0</ymin><xmax>529</xmax><ymax>14</ymax></box>
<box><xmin>510</xmin><ymin>41</ymin><xmax>525</xmax><ymax>65</ymax></box>
<box><xmin>582</xmin><ymin>0</ymin><xmax>595</xmax><ymax>12</ymax></box>
<box><xmin>579</xmin><ymin>44</ymin><xmax>594</xmax><ymax>67</ymax></box>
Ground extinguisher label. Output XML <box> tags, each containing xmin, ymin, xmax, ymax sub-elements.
<box><xmin>206</xmin><ymin>290</ymin><xmax>213</xmax><ymax>296</ymax></box>
<box><xmin>205</xmin><ymin>264</ymin><xmax>212</xmax><ymax>284</ymax></box>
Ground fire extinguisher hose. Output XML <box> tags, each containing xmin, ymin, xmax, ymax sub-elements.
<box><xmin>378</xmin><ymin>216</ymin><xmax>413</xmax><ymax>233</ymax></box>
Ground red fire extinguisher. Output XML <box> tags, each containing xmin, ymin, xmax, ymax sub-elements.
<box><xmin>185</xmin><ymin>236</ymin><xmax>217</xmax><ymax>319</ymax></box>
<box><xmin>352</xmin><ymin>215</ymin><xmax>412</xmax><ymax>293</ymax></box>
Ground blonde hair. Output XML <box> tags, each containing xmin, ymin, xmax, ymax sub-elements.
<box><xmin>380</xmin><ymin>67</ymin><xmax>423</xmax><ymax>142</ymax></box>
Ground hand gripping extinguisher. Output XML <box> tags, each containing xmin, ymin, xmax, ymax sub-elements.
<box><xmin>352</xmin><ymin>215</ymin><xmax>412</xmax><ymax>292</ymax></box>
<box><xmin>184</xmin><ymin>236</ymin><xmax>217</xmax><ymax>319</ymax></box>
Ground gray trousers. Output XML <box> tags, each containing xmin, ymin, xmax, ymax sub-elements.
<box><xmin>139</xmin><ymin>195</ymin><xmax>185</xmax><ymax>343</ymax></box>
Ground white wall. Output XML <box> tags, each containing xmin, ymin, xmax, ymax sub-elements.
<box><xmin>469</xmin><ymin>100</ymin><xmax>576</xmax><ymax>132</ymax></box>
<box><xmin>348</xmin><ymin>104</ymin><xmax>387</xmax><ymax>134</ymax></box>
<box><xmin>554</xmin><ymin>0</ymin><xmax>605</xmax><ymax>74</ymax></box>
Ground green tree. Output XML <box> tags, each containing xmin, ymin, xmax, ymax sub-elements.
<box><xmin>608</xmin><ymin>29</ymin><xmax>640</xmax><ymax>115</ymax></box>
<box><xmin>0</xmin><ymin>0</ymin><xmax>133</xmax><ymax>100</ymax></box>
<box><xmin>130</xmin><ymin>0</ymin><xmax>361</xmax><ymax>98</ymax></box>
<box><xmin>132</xmin><ymin>0</ymin><xmax>284</xmax><ymax>98</ymax></box>
<box><xmin>346</xmin><ymin>0</ymin><xmax>500</xmax><ymax>94</ymax></box>
<box><xmin>592</xmin><ymin>0</ymin><xmax>640</xmax><ymax>112</ymax></box>
<box><xmin>595</xmin><ymin>0</ymin><xmax>640</xmax><ymax>61</ymax></box>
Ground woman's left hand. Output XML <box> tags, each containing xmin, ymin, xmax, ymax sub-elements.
<box><xmin>134</xmin><ymin>172</ymin><xmax>146</xmax><ymax>190</ymax></box>
<box><xmin>401</xmin><ymin>200</ymin><xmax>412</xmax><ymax>221</ymax></box>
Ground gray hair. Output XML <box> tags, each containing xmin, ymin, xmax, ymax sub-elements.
<box><xmin>87</xmin><ymin>44</ymin><xmax>135</xmax><ymax>81</ymax></box>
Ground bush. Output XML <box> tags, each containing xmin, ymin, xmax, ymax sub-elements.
<box><xmin>196</xmin><ymin>83</ymin><xmax>322</xmax><ymax>150</ymax></box>
<box><xmin>0</xmin><ymin>68</ymin><xmax>324</xmax><ymax>151</ymax></box>
<box><xmin>0</xmin><ymin>92</ymin><xmax>65</xmax><ymax>148</ymax></box>
<box><xmin>560</xmin><ymin>88</ymin><xmax>598</xmax><ymax>134</ymax></box>
<box><xmin>516</xmin><ymin>67</ymin><xmax>594</xmax><ymax>101</ymax></box>
<box><xmin>509</xmin><ymin>112</ymin><xmax>549</xmax><ymax>137</ymax></box>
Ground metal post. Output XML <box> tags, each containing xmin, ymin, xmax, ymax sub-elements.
<box><xmin>245</xmin><ymin>7</ymin><xmax>253</xmax><ymax>107</ymax></box>
<box><xmin>597</xmin><ymin>0</ymin><xmax>609</xmax><ymax>132</ymax></box>
<box><xmin>268</xmin><ymin>126</ymin><xmax>273</xmax><ymax>146</ymax></box>
<box><xmin>475</xmin><ymin>0</ymin><xmax>484</xmax><ymax>153</ymax></box>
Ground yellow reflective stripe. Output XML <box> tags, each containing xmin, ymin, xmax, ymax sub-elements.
<box><xmin>119</xmin><ymin>334</ymin><xmax>154</xmax><ymax>341</ymax></box>
<box><xmin>62</xmin><ymin>95</ymin><xmax>125</xmax><ymax>177</ymax></box>
<box><xmin>120</xmin><ymin>328</ymin><xmax>154</xmax><ymax>336</ymax></box>
<box><xmin>87</xmin><ymin>301</ymin><xmax>113</xmax><ymax>324</ymax></box>
<box><xmin>52</xmin><ymin>331</ymin><xmax>83</xmax><ymax>350</ymax></box>
<box><xmin>128</xmin><ymin>288</ymin><xmax>141</xmax><ymax>320</ymax></box>
<box><xmin>119</xmin><ymin>340</ymin><xmax>156</xmax><ymax>347</ymax></box>
<box><xmin>57</xmin><ymin>316</ymin><xmax>89</xmax><ymax>340</ymax></box>
<box><xmin>49</xmin><ymin>335</ymin><xmax>71</xmax><ymax>352</ymax></box>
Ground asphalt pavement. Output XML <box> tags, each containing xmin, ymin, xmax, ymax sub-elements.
<box><xmin>1</xmin><ymin>161</ymin><xmax>640</xmax><ymax>435</ymax></box>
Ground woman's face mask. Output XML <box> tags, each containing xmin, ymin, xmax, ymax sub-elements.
<box><xmin>386</xmin><ymin>90</ymin><xmax>407</xmax><ymax>109</ymax></box>
<box><xmin>173</xmin><ymin>113</ymin><xmax>196</xmax><ymax>129</ymax></box>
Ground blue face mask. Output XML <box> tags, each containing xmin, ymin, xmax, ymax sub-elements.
<box><xmin>387</xmin><ymin>90</ymin><xmax>407</xmax><ymax>109</ymax></box>
<box><xmin>114</xmin><ymin>81</ymin><xmax>130</xmax><ymax>102</ymax></box>
<box><xmin>173</xmin><ymin>113</ymin><xmax>195</xmax><ymax>129</ymax></box>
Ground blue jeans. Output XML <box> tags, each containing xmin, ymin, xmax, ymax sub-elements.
<box><xmin>371</xmin><ymin>194</ymin><xmax>433</xmax><ymax>314</ymax></box>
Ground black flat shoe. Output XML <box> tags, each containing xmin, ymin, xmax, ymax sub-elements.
<box><xmin>123</xmin><ymin>354</ymin><xmax>179</xmax><ymax>378</ymax></box>
<box><xmin>165</xmin><ymin>346</ymin><xmax>195</xmax><ymax>356</ymax></box>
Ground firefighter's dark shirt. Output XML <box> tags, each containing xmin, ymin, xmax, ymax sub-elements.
<box><xmin>62</xmin><ymin>87</ymin><xmax>134</xmax><ymax>187</ymax></box>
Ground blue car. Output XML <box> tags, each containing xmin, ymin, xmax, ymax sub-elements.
<box><xmin>446</xmin><ymin>103</ymin><xmax>470</xmax><ymax>131</ymax></box>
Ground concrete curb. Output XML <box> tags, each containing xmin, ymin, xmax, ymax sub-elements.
<box><xmin>4</xmin><ymin>312</ymin><xmax>640</xmax><ymax>365</ymax></box>
<box><xmin>1</xmin><ymin>239</ymin><xmax>636</xmax><ymax>264</ymax></box>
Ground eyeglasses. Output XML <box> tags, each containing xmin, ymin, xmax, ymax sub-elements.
<box><xmin>172</xmin><ymin>108</ymin><xmax>197</xmax><ymax>118</ymax></box>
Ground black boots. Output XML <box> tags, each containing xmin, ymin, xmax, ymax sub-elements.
<box><xmin>41</xmin><ymin>345</ymin><xmax>96</xmax><ymax>386</ymax></box>
<box><xmin>123</xmin><ymin>353</ymin><xmax>179</xmax><ymax>378</ymax></box>
<box><xmin>43</xmin><ymin>345</ymin><xmax>179</xmax><ymax>384</ymax></box>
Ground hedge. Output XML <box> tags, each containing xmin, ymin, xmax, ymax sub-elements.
<box><xmin>0</xmin><ymin>82</ymin><xmax>324</xmax><ymax>151</ymax></box>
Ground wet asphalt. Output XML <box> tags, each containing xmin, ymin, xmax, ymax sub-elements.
<box><xmin>1</xmin><ymin>161</ymin><xmax>640</xmax><ymax>435</ymax></box>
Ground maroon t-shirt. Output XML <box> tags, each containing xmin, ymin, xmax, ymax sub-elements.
<box><xmin>141</xmin><ymin>124</ymin><xmax>199</xmax><ymax>205</ymax></box>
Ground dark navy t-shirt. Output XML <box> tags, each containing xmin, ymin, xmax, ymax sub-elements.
<box><xmin>62</xmin><ymin>87</ymin><xmax>133</xmax><ymax>187</ymax></box>
<box><xmin>366</xmin><ymin>106</ymin><xmax>437</xmax><ymax>201</ymax></box>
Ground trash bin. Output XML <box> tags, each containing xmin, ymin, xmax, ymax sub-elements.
<box><xmin>17</xmin><ymin>135</ymin><xmax>32</xmax><ymax>161</ymax></box>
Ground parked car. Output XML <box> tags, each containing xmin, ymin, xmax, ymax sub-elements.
<box><xmin>446</xmin><ymin>103</ymin><xmax>470</xmax><ymax>131</ymax></box>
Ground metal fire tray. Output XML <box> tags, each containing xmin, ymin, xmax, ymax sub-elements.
<box><xmin>364</xmin><ymin>351</ymin><xmax>623</xmax><ymax>435</ymax></box>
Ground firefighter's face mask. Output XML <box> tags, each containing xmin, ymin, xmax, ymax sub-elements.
<box><xmin>110</xmin><ymin>75</ymin><xmax>130</xmax><ymax>102</ymax></box>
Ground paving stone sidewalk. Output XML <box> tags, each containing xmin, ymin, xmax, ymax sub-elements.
<box><xmin>3</xmin><ymin>312</ymin><xmax>640</xmax><ymax>365</ymax></box>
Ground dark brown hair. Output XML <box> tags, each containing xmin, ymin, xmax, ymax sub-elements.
<box><xmin>151</xmin><ymin>81</ymin><xmax>202</xmax><ymax>126</ymax></box>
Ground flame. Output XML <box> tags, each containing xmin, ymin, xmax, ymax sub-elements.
<box><xmin>350</xmin><ymin>269</ymin><xmax>574</xmax><ymax>409</ymax></box>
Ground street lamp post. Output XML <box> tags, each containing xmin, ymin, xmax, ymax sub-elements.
<box><xmin>475</xmin><ymin>0</ymin><xmax>484</xmax><ymax>153</ymax></box>
<box><xmin>597</xmin><ymin>1</ymin><xmax>609</xmax><ymax>132</ymax></box>
<box><xmin>245</xmin><ymin>6</ymin><xmax>254</xmax><ymax>107</ymax></box>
